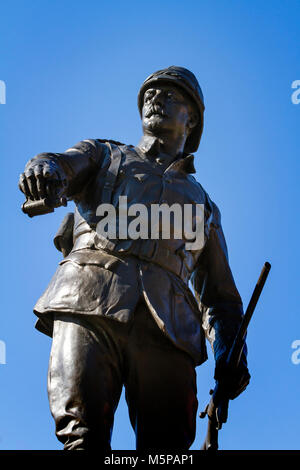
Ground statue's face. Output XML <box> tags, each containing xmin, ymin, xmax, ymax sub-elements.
<box><xmin>141</xmin><ymin>83</ymin><xmax>194</xmax><ymax>138</ymax></box>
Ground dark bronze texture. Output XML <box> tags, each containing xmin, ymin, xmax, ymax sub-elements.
<box><xmin>19</xmin><ymin>66</ymin><xmax>250</xmax><ymax>451</ymax></box>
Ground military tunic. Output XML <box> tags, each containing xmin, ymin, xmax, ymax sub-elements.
<box><xmin>33</xmin><ymin>135</ymin><xmax>244</xmax><ymax>367</ymax></box>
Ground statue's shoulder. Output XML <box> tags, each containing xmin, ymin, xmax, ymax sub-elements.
<box><xmin>72</xmin><ymin>138</ymin><xmax>128</xmax><ymax>152</ymax></box>
<box><xmin>93</xmin><ymin>139</ymin><xmax>133</xmax><ymax>158</ymax></box>
<box><xmin>95</xmin><ymin>138</ymin><xmax>126</xmax><ymax>146</ymax></box>
<box><xmin>192</xmin><ymin>177</ymin><xmax>222</xmax><ymax>225</ymax></box>
<box><xmin>190</xmin><ymin>177</ymin><xmax>210</xmax><ymax>202</ymax></box>
<box><xmin>94</xmin><ymin>138</ymin><xmax>129</xmax><ymax>150</ymax></box>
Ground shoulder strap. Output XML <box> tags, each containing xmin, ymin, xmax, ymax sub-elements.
<box><xmin>101</xmin><ymin>142</ymin><xmax>122</xmax><ymax>204</ymax></box>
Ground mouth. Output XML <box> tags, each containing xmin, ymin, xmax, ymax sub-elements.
<box><xmin>149</xmin><ymin>112</ymin><xmax>164</xmax><ymax>118</ymax></box>
<box><xmin>145</xmin><ymin>105</ymin><xmax>167</xmax><ymax>119</ymax></box>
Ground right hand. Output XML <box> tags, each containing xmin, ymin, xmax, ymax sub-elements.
<box><xmin>19</xmin><ymin>155</ymin><xmax>67</xmax><ymax>201</ymax></box>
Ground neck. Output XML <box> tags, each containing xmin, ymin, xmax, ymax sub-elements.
<box><xmin>144</xmin><ymin>130</ymin><xmax>187</xmax><ymax>159</ymax></box>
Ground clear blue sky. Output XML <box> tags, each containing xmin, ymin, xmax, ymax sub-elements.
<box><xmin>1</xmin><ymin>0</ymin><xmax>299</xmax><ymax>450</ymax></box>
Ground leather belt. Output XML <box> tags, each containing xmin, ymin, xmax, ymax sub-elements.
<box><xmin>127</xmin><ymin>239</ymin><xmax>191</xmax><ymax>284</ymax></box>
<box><xmin>72</xmin><ymin>233</ymin><xmax>192</xmax><ymax>284</ymax></box>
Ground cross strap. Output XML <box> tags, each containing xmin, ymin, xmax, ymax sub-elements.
<box><xmin>101</xmin><ymin>142</ymin><xmax>123</xmax><ymax>204</ymax></box>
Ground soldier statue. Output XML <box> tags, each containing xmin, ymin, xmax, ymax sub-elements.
<box><xmin>19</xmin><ymin>66</ymin><xmax>250</xmax><ymax>451</ymax></box>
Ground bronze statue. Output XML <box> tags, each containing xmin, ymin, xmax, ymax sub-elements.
<box><xmin>19</xmin><ymin>66</ymin><xmax>250</xmax><ymax>451</ymax></box>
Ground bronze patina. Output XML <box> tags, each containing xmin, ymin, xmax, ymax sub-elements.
<box><xmin>19</xmin><ymin>66</ymin><xmax>250</xmax><ymax>451</ymax></box>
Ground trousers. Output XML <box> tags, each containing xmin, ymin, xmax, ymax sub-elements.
<box><xmin>47</xmin><ymin>301</ymin><xmax>198</xmax><ymax>451</ymax></box>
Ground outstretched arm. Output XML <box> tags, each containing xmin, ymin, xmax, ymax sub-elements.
<box><xmin>19</xmin><ymin>139</ymin><xmax>108</xmax><ymax>202</ymax></box>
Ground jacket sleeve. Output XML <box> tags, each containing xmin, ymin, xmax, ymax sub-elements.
<box><xmin>190</xmin><ymin>199</ymin><xmax>245</xmax><ymax>363</ymax></box>
<box><xmin>27</xmin><ymin>139</ymin><xmax>108</xmax><ymax>198</ymax></box>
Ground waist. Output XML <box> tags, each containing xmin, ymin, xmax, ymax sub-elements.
<box><xmin>72</xmin><ymin>232</ymin><xmax>194</xmax><ymax>284</ymax></box>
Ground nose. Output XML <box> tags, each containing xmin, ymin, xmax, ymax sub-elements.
<box><xmin>151</xmin><ymin>90</ymin><xmax>164</xmax><ymax>105</ymax></box>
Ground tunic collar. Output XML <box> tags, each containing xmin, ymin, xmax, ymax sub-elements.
<box><xmin>137</xmin><ymin>135</ymin><xmax>196</xmax><ymax>174</ymax></box>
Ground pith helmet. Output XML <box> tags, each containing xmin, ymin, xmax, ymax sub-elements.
<box><xmin>138</xmin><ymin>66</ymin><xmax>205</xmax><ymax>153</ymax></box>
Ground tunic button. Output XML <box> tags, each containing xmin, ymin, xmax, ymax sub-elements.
<box><xmin>156</xmin><ymin>157</ymin><xmax>164</xmax><ymax>165</ymax></box>
<box><xmin>164</xmin><ymin>176</ymin><xmax>172</xmax><ymax>183</ymax></box>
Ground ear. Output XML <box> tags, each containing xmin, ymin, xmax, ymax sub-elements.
<box><xmin>187</xmin><ymin>111</ymin><xmax>198</xmax><ymax>134</ymax></box>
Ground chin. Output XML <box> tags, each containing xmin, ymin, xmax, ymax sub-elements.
<box><xmin>144</xmin><ymin>115</ymin><xmax>168</xmax><ymax>132</ymax></box>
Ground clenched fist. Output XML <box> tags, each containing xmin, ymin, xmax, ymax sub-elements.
<box><xmin>19</xmin><ymin>155</ymin><xmax>67</xmax><ymax>201</ymax></box>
